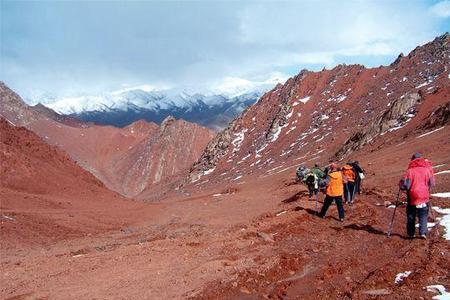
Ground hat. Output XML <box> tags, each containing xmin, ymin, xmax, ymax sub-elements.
<box><xmin>411</xmin><ymin>152</ymin><xmax>422</xmax><ymax>160</ymax></box>
<box><xmin>314</xmin><ymin>163</ymin><xmax>319</xmax><ymax>167</ymax></box>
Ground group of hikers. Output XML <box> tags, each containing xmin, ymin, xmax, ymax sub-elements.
<box><xmin>296</xmin><ymin>152</ymin><xmax>436</xmax><ymax>239</ymax></box>
<box><xmin>296</xmin><ymin>160</ymin><xmax>364</xmax><ymax>221</ymax></box>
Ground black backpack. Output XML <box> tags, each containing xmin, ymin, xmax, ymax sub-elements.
<box><xmin>305</xmin><ymin>174</ymin><xmax>316</xmax><ymax>185</ymax></box>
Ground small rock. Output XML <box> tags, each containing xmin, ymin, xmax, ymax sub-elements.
<box><xmin>363</xmin><ymin>288</ymin><xmax>391</xmax><ymax>295</ymax></box>
<box><xmin>257</xmin><ymin>232</ymin><xmax>275</xmax><ymax>243</ymax></box>
<box><xmin>240</xmin><ymin>287</ymin><xmax>251</xmax><ymax>294</ymax></box>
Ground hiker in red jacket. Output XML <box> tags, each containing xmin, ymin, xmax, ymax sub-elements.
<box><xmin>399</xmin><ymin>153</ymin><xmax>435</xmax><ymax>239</ymax></box>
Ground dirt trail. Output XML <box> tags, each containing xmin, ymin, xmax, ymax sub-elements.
<box><xmin>2</xmin><ymin>177</ymin><xmax>449</xmax><ymax>299</ymax></box>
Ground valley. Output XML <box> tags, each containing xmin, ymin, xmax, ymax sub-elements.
<box><xmin>1</xmin><ymin>33</ymin><xmax>450</xmax><ymax>300</ymax></box>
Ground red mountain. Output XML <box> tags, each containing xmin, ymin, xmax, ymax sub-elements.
<box><xmin>0</xmin><ymin>83</ymin><xmax>215</xmax><ymax>198</ymax></box>
<box><xmin>188</xmin><ymin>33</ymin><xmax>450</xmax><ymax>186</ymax></box>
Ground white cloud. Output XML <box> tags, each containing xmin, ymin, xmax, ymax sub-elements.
<box><xmin>430</xmin><ymin>1</ymin><xmax>450</xmax><ymax>18</ymax></box>
<box><xmin>1</xmin><ymin>0</ymin><xmax>446</xmax><ymax>99</ymax></box>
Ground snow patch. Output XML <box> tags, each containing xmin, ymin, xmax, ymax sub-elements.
<box><xmin>271</xmin><ymin>124</ymin><xmax>287</xmax><ymax>142</ymax></box>
<box><xmin>416</xmin><ymin>126</ymin><xmax>445</xmax><ymax>138</ymax></box>
<box><xmin>299</xmin><ymin>96</ymin><xmax>311</xmax><ymax>104</ymax></box>
<box><xmin>394</xmin><ymin>271</ymin><xmax>412</xmax><ymax>284</ymax></box>
<box><xmin>286</xmin><ymin>126</ymin><xmax>297</xmax><ymax>135</ymax></box>
<box><xmin>416</xmin><ymin>82</ymin><xmax>429</xmax><ymax>89</ymax></box>
<box><xmin>320</xmin><ymin>114</ymin><xmax>329</xmax><ymax>121</ymax></box>
<box><xmin>280</xmin><ymin>149</ymin><xmax>292</xmax><ymax>157</ymax></box>
<box><xmin>204</xmin><ymin>167</ymin><xmax>216</xmax><ymax>175</ymax></box>
<box><xmin>427</xmin><ymin>285</ymin><xmax>450</xmax><ymax>300</ymax></box>
<box><xmin>433</xmin><ymin>164</ymin><xmax>447</xmax><ymax>169</ymax></box>
<box><xmin>435</xmin><ymin>170</ymin><xmax>450</xmax><ymax>175</ymax></box>
<box><xmin>432</xmin><ymin>206</ymin><xmax>450</xmax><ymax>240</ymax></box>
<box><xmin>432</xmin><ymin>193</ymin><xmax>450</xmax><ymax>198</ymax></box>
<box><xmin>255</xmin><ymin>144</ymin><xmax>268</xmax><ymax>158</ymax></box>
<box><xmin>232</xmin><ymin>129</ymin><xmax>248</xmax><ymax>152</ymax></box>
<box><xmin>415</xmin><ymin>222</ymin><xmax>436</xmax><ymax>228</ymax></box>
<box><xmin>241</xmin><ymin>153</ymin><xmax>251</xmax><ymax>161</ymax></box>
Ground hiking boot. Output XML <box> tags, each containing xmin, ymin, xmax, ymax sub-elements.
<box><xmin>420</xmin><ymin>234</ymin><xmax>427</xmax><ymax>240</ymax></box>
<box><xmin>339</xmin><ymin>218</ymin><xmax>344</xmax><ymax>222</ymax></box>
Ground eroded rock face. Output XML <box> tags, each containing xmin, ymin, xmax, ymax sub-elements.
<box><xmin>335</xmin><ymin>92</ymin><xmax>421</xmax><ymax>159</ymax></box>
<box><xmin>419</xmin><ymin>101</ymin><xmax>450</xmax><ymax>130</ymax></box>
<box><xmin>188</xmin><ymin>117</ymin><xmax>240</xmax><ymax>182</ymax></box>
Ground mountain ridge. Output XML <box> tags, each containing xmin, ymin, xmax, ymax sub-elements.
<box><xmin>0</xmin><ymin>83</ymin><xmax>215</xmax><ymax>198</ymax></box>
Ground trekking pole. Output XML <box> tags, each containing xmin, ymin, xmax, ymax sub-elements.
<box><xmin>387</xmin><ymin>189</ymin><xmax>401</xmax><ymax>237</ymax></box>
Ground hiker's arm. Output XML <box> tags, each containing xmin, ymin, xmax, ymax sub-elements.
<box><xmin>399</xmin><ymin>171</ymin><xmax>411</xmax><ymax>191</ymax></box>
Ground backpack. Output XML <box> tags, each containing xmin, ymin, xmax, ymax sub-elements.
<box><xmin>296</xmin><ymin>166</ymin><xmax>310</xmax><ymax>181</ymax></box>
<box><xmin>318</xmin><ymin>178</ymin><xmax>328</xmax><ymax>189</ymax></box>
<box><xmin>305</xmin><ymin>173</ymin><xmax>316</xmax><ymax>185</ymax></box>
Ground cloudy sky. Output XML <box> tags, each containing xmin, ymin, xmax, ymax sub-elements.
<box><xmin>1</xmin><ymin>0</ymin><xmax>449</xmax><ymax>100</ymax></box>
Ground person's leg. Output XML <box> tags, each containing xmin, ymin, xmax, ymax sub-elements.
<box><xmin>344</xmin><ymin>184</ymin><xmax>349</xmax><ymax>203</ymax></box>
<box><xmin>357</xmin><ymin>178</ymin><xmax>362</xmax><ymax>195</ymax></box>
<box><xmin>418</xmin><ymin>205</ymin><xmax>429</xmax><ymax>237</ymax></box>
<box><xmin>406</xmin><ymin>204</ymin><xmax>417</xmax><ymax>238</ymax></box>
<box><xmin>335</xmin><ymin>196</ymin><xmax>345</xmax><ymax>220</ymax></box>
<box><xmin>319</xmin><ymin>195</ymin><xmax>333</xmax><ymax>218</ymax></box>
<box><xmin>308</xmin><ymin>185</ymin><xmax>313</xmax><ymax>198</ymax></box>
<box><xmin>354</xmin><ymin>178</ymin><xmax>360</xmax><ymax>194</ymax></box>
<box><xmin>348</xmin><ymin>182</ymin><xmax>355</xmax><ymax>203</ymax></box>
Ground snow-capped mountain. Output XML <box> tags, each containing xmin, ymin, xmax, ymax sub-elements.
<box><xmin>32</xmin><ymin>74</ymin><xmax>288</xmax><ymax>130</ymax></box>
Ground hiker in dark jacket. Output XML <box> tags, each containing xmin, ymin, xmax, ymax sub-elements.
<box><xmin>351</xmin><ymin>161</ymin><xmax>364</xmax><ymax>195</ymax></box>
<box><xmin>304</xmin><ymin>171</ymin><xmax>318</xmax><ymax>199</ymax></box>
<box><xmin>399</xmin><ymin>153</ymin><xmax>435</xmax><ymax>239</ymax></box>
<box><xmin>318</xmin><ymin>163</ymin><xmax>346</xmax><ymax>221</ymax></box>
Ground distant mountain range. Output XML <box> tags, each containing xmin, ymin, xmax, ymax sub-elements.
<box><xmin>31</xmin><ymin>75</ymin><xmax>287</xmax><ymax>131</ymax></box>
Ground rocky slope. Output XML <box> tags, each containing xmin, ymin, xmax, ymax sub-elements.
<box><xmin>0</xmin><ymin>83</ymin><xmax>215</xmax><ymax>197</ymax></box>
<box><xmin>0</xmin><ymin>118</ymin><xmax>109</xmax><ymax>196</ymax></box>
<box><xmin>188</xmin><ymin>33</ymin><xmax>450</xmax><ymax>185</ymax></box>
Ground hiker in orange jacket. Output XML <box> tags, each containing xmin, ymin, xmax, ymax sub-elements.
<box><xmin>318</xmin><ymin>163</ymin><xmax>347</xmax><ymax>221</ymax></box>
<box><xmin>342</xmin><ymin>163</ymin><xmax>356</xmax><ymax>204</ymax></box>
